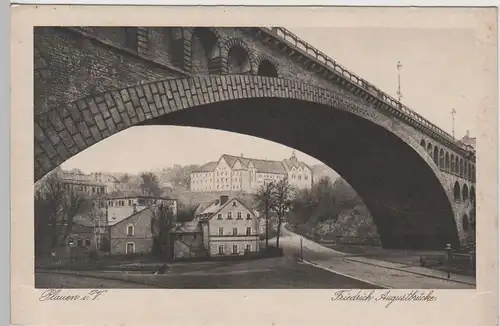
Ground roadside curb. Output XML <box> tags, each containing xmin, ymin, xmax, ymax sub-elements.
<box><xmin>298</xmin><ymin>259</ymin><xmax>389</xmax><ymax>289</ymax></box>
<box><xmin>343</xmin><ymin>257</ymin><xmax>476</xmax><ymax>287</ymax></box>
<box><xmin>36</xmin><ymin>269</ymin><xmax>163</xmax><ymax>288</ymax></box>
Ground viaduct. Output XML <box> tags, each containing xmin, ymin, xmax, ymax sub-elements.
<box><xmin>34</xmin><ymin>27</ymin><xmax>476</xmax><ymax>249</ymax></box>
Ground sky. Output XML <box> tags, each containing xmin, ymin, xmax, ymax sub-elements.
<box><xmin>62</xmin><ymin>24</ymin><xmax>482</xmax><ymax>174</ymax></box>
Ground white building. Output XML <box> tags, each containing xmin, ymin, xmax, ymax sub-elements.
<box><xmin>171</xmin><ymin>195</ymin><xmax>260</xmax><ymax>258</ymax></box>
<box><xmin>190</xmin><ymin>152</ymin><xmax>313</xmax><ymax>193</ymax></box>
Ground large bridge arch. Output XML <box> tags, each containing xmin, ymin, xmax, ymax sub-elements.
<box><xmin>34</xmin><ymin>75</ymin><xmax>460</xmax><ymax>249</ymax></box>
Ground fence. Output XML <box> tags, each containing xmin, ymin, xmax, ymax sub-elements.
<box><xmin>260</xmin><ymin>27</ymin><xmax>475</xmax><ymax>155</ymax></box>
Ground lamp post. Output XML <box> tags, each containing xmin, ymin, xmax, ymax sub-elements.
<box><xmin>396</xmin><ymin>61</ymin><xmax>403</xmax><ymax>103</ymax></box>
<box><xmin>300</xmin><ymin>237</ymin><xmax>304</xmax><ymax>262</ymax></box>
<box><xmin>445</xmin><ymin>243</ymin><xmax>452</xmax><ymax>279</ymax></box>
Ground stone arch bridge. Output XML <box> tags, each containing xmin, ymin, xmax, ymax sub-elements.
<box><xmin>34</xmin><ymin>26</ymin><xmax>476</xmax><ymax>249</ymax></box>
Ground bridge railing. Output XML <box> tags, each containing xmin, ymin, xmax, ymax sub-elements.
<box><xmin>261</xmin><ymin>27</ymin><xmax>473</xmax><ymax>155</ymax></box>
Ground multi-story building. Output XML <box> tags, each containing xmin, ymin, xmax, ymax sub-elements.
<box><xmin>58</xmin><ymin>169</ymin><xmax>121</xmax><ymax>196</ymax></box>
<box><xmin>190</xmin><ymin>152</ymin><xmax>313</xmax><ymax>193</ymax></box>
<box><xmin>68</xmin><ymin>191</ymin><xmax>178</xmax><ymax>255</ymax></box>
<box><xmin>171</xmin><ymin>195</ymin><xmax>260</xmax><ymax>259</ymax></box>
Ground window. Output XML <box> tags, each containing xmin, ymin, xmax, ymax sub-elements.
<box><xmin>85</xmin><ymin>238</ymin><xmax>91</xmax><ymax>246</ymax></box>
<box><xmin>77</xmin><ymin>238</ymin><xmax>83</xmax><ymax>246</ymax></box>
<box><xmin>227</xmin><ymin>212</ymin><xmax>232</xmax><ymax>219</ymax></box>
<box><xmin>232</xmin><ymin>244</ymin><xmax>238</xmax><ymax>254</ymax></box>
<box><xmin>126</xmin><ymin>242</ymin><xmax>135</xmax><ymax>254</ymax></box>
<box><xmin>217</xmin><ymin>213</ymin><xmax>223</xmax><ymax>220</ymax></box>
<box><xmin>232</xmin><ymin>227</ymin><xmax>237</xmax><ymax>236</ymax></box>
<box><xmin>246</xmin><ymin>214</ymin><xmax>251</xmax><ymax>220</ymax></box>
<box><xmin>218</xmin><ymin>245</ymin><xmax>224</xmax><ymax>255</ymax></box>
<box><xmin>128</xmin><ymin>200</ymin><xmax>132</xmax><ymax>205</ymax></box>
<box><xmin>218</xmin><ymin>228</ymin><xmax>224</xmax><ymax>236</ymax></box>
<box><xmin>245</xmin><ymin>244</ymin><xmax>251</xmax><ymax>253</ymax></box>
<box><xmin>246</xmin><ymin>227</ymin><xmax>251</xmax><ymax>235</ymax></box>
<box><xmin>232</xmin><ymin>201</ymin><xmax>237</xmax><ymax>207</ymax></box>
<box><xmin>305</xmin><ymin>175</ymin><xmax>308</xmax><ymax>180</ymax></box>
<box><xmin>127</xmin><ymin>224</ymin><xmax>134</xmax><ymax>236</ymax></box>
<box><xmin>237</xmin><ymin>212</ymin><xmax>242</xmax><ymax>219</ymax></box>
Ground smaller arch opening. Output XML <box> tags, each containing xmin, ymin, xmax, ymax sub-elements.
<box><xmin>420</xmin><ymin>139</ymin><xmax>426</xmax><ymax>148</ymax></box>
<box><xmin>227</xmin><ymin>45</ymin><xmax>251</xmax><ymax>74</ymax></box>
<box><xmin>462</xmin><ymin>214</ymin><xmax>469</xmax><ymax>232</ymax></box>
<box><xmin>257</xmin><ymin>59</ymin><xmax>278</xmax><ymax>77</ymax></box>
<box><xmin>453</xmin><ymin>181</ymin><xmax>461</xmax><ymax>202</ymax></box>
<box><xmin>426</xmin><ymin>143</ymin><xmax>433</xmax><ymax>157</ymax></box>
<box><xmin>439</xmin><ymin>149</ymin><xmax>445</xmax><ymax>169</ymax></box>
<box><xmin>445</xmin><ymin>152</ymin><xmax>450</xmax><ymax>171</ymax></box>
<box><xmin>433</xmin><ymin>146</ymin><xmax>439</xmax><ymax>165</ymax></box>
<box><xmin>459</xmin><ymin>158</ymin><xmax>464</xmax><ymax>177</ymax></box>
<box><xmin>470</xmin><ymin>186</ymin><xmax>476</xmax><ymax>203</ymax></box>
<box><xmin>451</xmin><ymin>155</ymin><xmax>455</xmax><ymax>173</ymax></box>
<box><xmin>462</xmin><ymin>184</ymin><xmax>469</xmax><ymax>201</ymax></box>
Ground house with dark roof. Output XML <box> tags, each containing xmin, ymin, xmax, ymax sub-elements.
<box><xmin>190</xmin><ymin>152</ymin><xmax>313</xmax><ymax>193</ymax></box>
<box><xmin>171</xmin><ymin>195</ymin><xmax>261</xmax><ymax>258</ymax></box>
<box><xmin>66</xmin><ymin>193</ymin><xmax>178</xmax><ymax>255</ymax></box>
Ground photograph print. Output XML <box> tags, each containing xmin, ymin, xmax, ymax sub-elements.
<box><xmin>34</xmin><ymin>24</ymin><xmax>478</xmax><ymax>290</ymax></box>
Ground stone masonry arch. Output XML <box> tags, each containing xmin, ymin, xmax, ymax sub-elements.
<box><xmin>35</xmin><ymin>75</ymin><xmax>463</xmax><ymax>249</ymax></box>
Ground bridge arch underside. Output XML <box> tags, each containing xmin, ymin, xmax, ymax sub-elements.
<box><xmin>134</xmin><ymin>98</ymin><xmax>458</xmax><ymax>250</ymax></box>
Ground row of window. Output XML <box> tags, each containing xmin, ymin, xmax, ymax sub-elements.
<box><xmin>64</xmin><ymin>184</ymin><xmax>106</xmax><ymax>194</ymax></box>
<box><xmin>421</xmin><ymin>139</ymin><xmax>475</xmax><ymax>181</ymax></box>
<box><xmin>218</xmin><ymin>244</ymin><xmax>252</xmax><ymax>255</ymax></box>
<box><xmin>67</xmin><ymin>237</ymin><xmax>92</xmax><ymax>247</ymax></box>
<box><xmin>453</xmin><ymin>181</ymin><xmax>476</xmax><ymax>203</ymax></box>
<box><xmin>217</xmin><ymin>212</ymin><xmax>252</xmax><ymax>220</ymax></box>
<box><xmin>291</xmin><ymin>174</ymin><xmax>308</xmax><ymax>180</ymax></box>
<box><xmin>217</xmin><ymin>227</ymin><xmax>253</xmax><ymax>236</ymax></box>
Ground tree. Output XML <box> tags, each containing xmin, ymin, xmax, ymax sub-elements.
<box><xmin>253</xmin><ymin>182</ymin><xmax>276</xmax><ymax>248</ymax></box>
<box><xmin>150</xmin><ymin>202</ymin><xmax>176</xmax><ymax>260</ymax></box>
<box><xmin>271</xmin><ymin>178</ymin><xmax>295</xmax><ymax>249</ymax></box>
<box><xmin>34</xmin><ymin>170</ymin><xmax>85</xmax><ymax>256</ymax></box>
<box><xmin>139</xmin><ymin>172</ymin><xmax>163</xmax><ymax>197</ymax></box>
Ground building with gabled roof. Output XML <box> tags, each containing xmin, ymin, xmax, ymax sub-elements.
<box><xmin>171</xmin><ymin>195</ymin><xmax>261</xmax><ymax>259</ymax></box>
<box><xmin>190</xmin><ymin>152</ymin><xmax>313</xmax><ymax>193</ymax></box>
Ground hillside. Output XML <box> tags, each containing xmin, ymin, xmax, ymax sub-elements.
<box><xmin>311</xmin><ymin>164</ymin><xmax>340</xmax><ymax>183</ymax></box>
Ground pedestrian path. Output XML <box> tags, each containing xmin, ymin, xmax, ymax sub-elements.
<box><xmin>281</xmin><ymin>225</ymin><xmax>476</xmax><ymax>289</ymax></box>
<box><xmin>345</xmin><ymin>255</ymin><xmax>475</xmax><ymax>286</ymax></box>
<box><xmin>306</xmin><ymin>257</ymin><xmax>475</xmax><ymax>289</ymax></box>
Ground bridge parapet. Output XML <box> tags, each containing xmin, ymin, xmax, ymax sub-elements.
<box><xmin>260</xmin><ymin>27</ymin><xmax>475</xmax><ymax>159</ymax></box>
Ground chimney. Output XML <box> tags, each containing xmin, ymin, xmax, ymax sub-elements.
<box><xmin>220</xmin><ymin>195</ymin><xmax>229</xmax><ymax>205</ymax></box>
<box><xmin>466</xmin><ymin>130</ymin><xmax>470</xmax><ymax>138</ymax></box>
<box><xmin>214</xmin><ymin>199</ymin><xmax>220</xmax><ymax>206</ymax></box>
<box><xmin>240</xmin><ymin>153</ymin><xmax>244</xmax><ymax>157</ymax></box>
<box><xmin>132</xmin><ymin>203</ymin><xmax>137</xmax><ymax>213</ymax></box>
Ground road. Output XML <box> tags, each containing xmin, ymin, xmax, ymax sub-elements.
<box><xmin>272</xmin><ymin>224</ymin><xmax>475</xmax><ymax>289</ymax></box>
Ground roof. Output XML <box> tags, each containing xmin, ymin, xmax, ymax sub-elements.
<box><xmin>170</xmin><ymin>220</ymin><xmax>202</xmax><ymax>233</ymax></box>
<box><xmin>193</xmin><ymin>161</ymin><xmax>218</xmax><ymax>173</ymax></box>
<box><xmin>192</xmin><ymin>153</ymin><xmax>310</xmax><ymax>175</ymax></box>
<box><xmin>222</xmin><ymin>154</ymin><xmax>287</xmax><ymax>174</ymax></box>
<box><xmin>282</xmin><ymin>156</ymin><xmax>311</xmax><ymax>171</ymax></box>
<box><xmin>109</xmin><ymin>207</ymin><xmax>153</xmax><ymax>227</ymax></box>
<box><xmin>105</xmin><ymin>189</ymin><xmax>176</xmax><ymax>201</ymax></box>
<box><xmin>196</xmin><ymin>197</ymin><xmax>256</xmax><ymax>221</ymax></box>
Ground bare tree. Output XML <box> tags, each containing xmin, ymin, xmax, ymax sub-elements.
<box><xmin>253</xmin><ymin>182</ymin><xmax>276</xmax><ymax>248</ymax></box>
<box><xmin>34</xmin><ymin>171</ymin><xmax>85</xmax><ymax>256</ymax></box>
<box><xmin>271</xmin><ymin>178</ymin><xmax>295</xmax><ymax>249</ymax></box>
